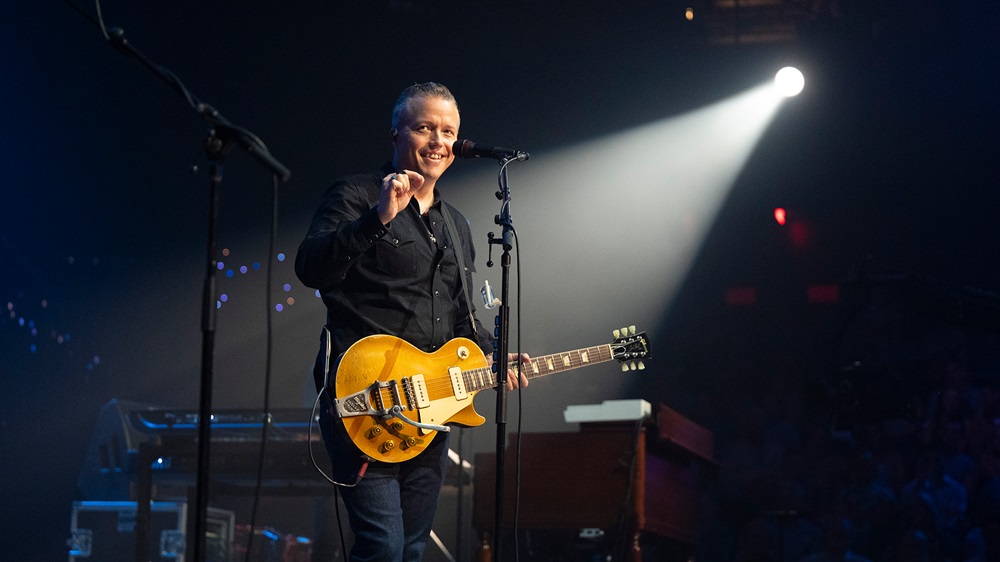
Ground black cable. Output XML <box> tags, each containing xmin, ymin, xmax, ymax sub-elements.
<box><xmin>61</xmin><ymin>0</ymin><xmax>100</xmax><ymax>32</ymax></box>
<box><xmin>304</xmin><ymin>392</ymin><xmax>353</xmax><ymax>559</ymax></box>
<box><xmin>512</xmin><ymin>227</ymin><xmax>524</xmax><ymax>562</ymax></box>
<box><xmin>240</xmin><ymin>172</ymin><xmax>280</xmax><ymax>562</ymax></box>
<box><xmin>93</xmin><ymin>0</ymin><xmax>110</xmax><ymax>40</ymax></box>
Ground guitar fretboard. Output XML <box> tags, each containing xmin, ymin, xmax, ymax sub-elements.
<box><xmin>460</xmin><ymin>344</ymin><xmax>615</xmax><ymax>393</ymax></box>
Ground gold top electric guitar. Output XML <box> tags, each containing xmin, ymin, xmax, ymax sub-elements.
<box><xmin>329</xmin><ymin>326</ymin><xmax>650</xmax><ymax>463</ymax></box>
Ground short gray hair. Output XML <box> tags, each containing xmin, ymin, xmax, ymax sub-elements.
<box><xmin>391</xmin><ymin>82</ymin><xmax>458</xmax><ymax>129</ymax></box>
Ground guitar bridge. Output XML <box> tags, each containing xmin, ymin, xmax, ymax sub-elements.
<box><xmin>332</xmin><ymin>379</ymin><xmax>450</xmax><ymax>434</ymax></box>
<box><xmin>334</xmin><ymin>379</ymin><xmax>407</xmax><ymax>419</ymax></box>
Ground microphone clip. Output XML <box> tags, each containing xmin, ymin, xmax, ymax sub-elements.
<box><xmin>481</xmin><ymin>280</ymin><xmax>501</xmax><ymax>309</ymax></box>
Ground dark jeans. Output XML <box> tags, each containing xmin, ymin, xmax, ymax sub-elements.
<box><xmin>319</xmin><ymin>405</ymin><xmax>450</xmax><ymax>562</ymax></box>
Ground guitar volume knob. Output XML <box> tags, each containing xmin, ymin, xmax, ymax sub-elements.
<box><xmin>368</xmin><ymin>426</ymin><xmax>383</xmax><ymax>438</ymax></box>
<box><xmin>381</xmin><ymin>440</ymin><xmax>396</xmax><ymax>453</ymax></box>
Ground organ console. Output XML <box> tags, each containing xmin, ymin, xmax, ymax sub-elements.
<box><xmin>472</xmin><ymin>403</ymin><xmax>716</xmax><ymax>561</ymax></box>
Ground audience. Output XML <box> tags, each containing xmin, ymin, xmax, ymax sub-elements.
<box><xmin>685</xmin><ymin>311</ymin><xmax>1000</xmax><ymax>562</ymax></box>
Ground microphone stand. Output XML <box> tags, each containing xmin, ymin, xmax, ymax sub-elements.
<box><xmin>92</xmin><ymin>25</ymin><xmax>290</xmax><ymax>562</ymax></box>
<box><xmin>488</xmin><ymin>159</ymin><xmax>515</xmax><ymax>561</ymax></box>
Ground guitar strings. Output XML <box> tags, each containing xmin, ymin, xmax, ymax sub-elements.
<box><xmin>377</xmin><ymin>343</ymin><xmax>624</xmax><ymax>413</ymax></box>
<box><xmin>404</xmin><ymin>344</ymin><xmax>617</xmax><ymax>403</ymax></box>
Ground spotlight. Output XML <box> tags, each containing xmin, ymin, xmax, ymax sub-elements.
<box><xmin>774</xmin><ymin>67</ymin><xmax>804</xmax><ymax>97</ymax></box>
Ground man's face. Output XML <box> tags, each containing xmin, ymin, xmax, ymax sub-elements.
<box><xmin>392</xmin><ymin>96</ymin><xmax>459</xmax><ymax>184</ymax></box>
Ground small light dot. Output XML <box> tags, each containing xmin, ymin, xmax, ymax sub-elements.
<box><xmin>41</xmin><ymin>300</ymin><xmax>48</xmax><ymax>308</ymax></box>
<box><xmin>253</xmin><ymin>262</ymin><xmax>261</xmax><ymax>270</ymax></box>
<box><xmin>30</xmin><ymin>344</ymin><xmax>37</xmax><ymax>353</ymax></box>
<box><xmin>217</xmin><ymin>262</ymin><xmax>225</xmax><ymax>270</ymax></box>
<box><xmin>240</xmin><ymin>266</ymin><xmax>248</xmax><ymax>274</ymax></box>
<box><xmin>222</xmin><ymin>248</ymin><xmax>231</xmax><ymax>257</ymax></box>
<box><xmin>226</xmin><ymin>270</ymin><xmax>234</xmax><ymax>278</ymax></box>
<box><xmin>64</xmin><ymin>334</ymin><xmax>71</xmax><ymax>342</ymax></box>
<box><xmin>275</xmin><ymin>303</ymin><xmax>284</xmax><ymax>312</ymax></box>
<box><xmin>283</xmin><ymin>284</ymin><xmax>292</xmax><ymax>292</ymax></box>
<box><xmin>277</xmin><ymin>253</ymin><xmax>286</xmax><ymax>262</ymax></box>
<box><xmin>9</xmin><ymin>311</ymin><xmax>15</xmax><ymax>319</ymax></box>
<box><xmin>30</xmin><ymin>328</ymin><xmax>37</xmax><ymax>336</ymax></box>
<box><xmin>216</xmin><ymin>301</ymin><xmax>222</xmax><ymax>309</ymax></box>
<box><xmin>18</xmin><ymin>317</ymin><xmax>24</xmax><ymax>327</ymax></box>
<box><xmin>220</xmin><ymin>294</ymin><xmax>229</xmax><ymax>302</ymax></box>
<box><xmin>315</xmin><ymin>290</ymin><xmax>321</xmax><ymax>298</ymax></box>
<box><xmin>286</xmin><ymin>297</ymin><xmax>295</xmax><ymax>305</ymax></box>
<box><xmin>28</xmin><ymin>320</ymin><xmax>35</xmax><ymax>329</ymax></box>
<box><xmin>93</xmin><ymin>356</ymin><xmax>100</xmax><ymax>365</ymax></box>
<box><xmin>57</xmin><ymin>335</ymin><xmax>65</xmax><ymax>344</ymax></box>
<box><xmin>6</xmin><ymin>302</ymin><xmax>12</xmax><ymax>311</ymax></box>
<box><xmin>68</xmin><ymin>256</ymin><xmax>75</xmax><ymax>264</ymax></box>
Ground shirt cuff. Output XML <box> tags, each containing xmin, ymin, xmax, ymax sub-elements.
<box><xmin>358</xmin><ymin>207</ymin><xmax>389</xmax><ymax>245</ymax></box>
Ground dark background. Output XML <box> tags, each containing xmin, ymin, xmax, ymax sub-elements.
<box><xmin>2</xmin><ymin>1</ymin><xmax>998</xmax><ymax>560</ymax></box>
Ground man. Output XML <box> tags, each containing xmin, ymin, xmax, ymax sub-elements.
<box><xmin>295</xmin><ymin>82</ymin><xmax>528</xmax><ymax>561</ymax></box>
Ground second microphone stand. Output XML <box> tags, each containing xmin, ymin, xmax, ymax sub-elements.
<box><xmin>488</xmin><ymin>159</ymin><xmax>516</xmax><ymax>561</ymax></box>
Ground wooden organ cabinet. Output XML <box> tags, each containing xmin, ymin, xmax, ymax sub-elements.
<box><xmin>472</xmin><ymin>403</ymin><xmax>716</xmax><ymax>561</ymax></box>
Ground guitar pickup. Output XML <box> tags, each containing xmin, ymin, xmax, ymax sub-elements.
<box><xmin>409</xmin><ymin>375</ymin><xmax>431</xmax><ymax>409</ymax></box>
<box><xmin>449</xmin><ymin>367</ymin><xmax>469</xmax><ymax>401</ymax></box>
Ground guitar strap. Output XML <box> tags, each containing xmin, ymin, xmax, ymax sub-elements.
<box><xmin>440</xmin><ymin>203</ymin><xmax>479</xmax><ymax>339</ymax></box>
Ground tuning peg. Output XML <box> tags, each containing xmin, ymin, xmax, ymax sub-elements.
<box><xmin>621</xmin><ymin>363</ymin><xmax>629</xmax><ymax>373</ymax></box>
<box><xmin>613</xmin><ymin>329</ymin><xmax>621</xmax><ymax>339</ymax></box>
<box><xmin>620</xmin><ymin>327</ymin><xmax>628</xmax><ymax>337</ymax></box>
<box><xmin>638</xmin><ymin>361</ymin><xmax>645</xmax><ymax>370</ymax></box>
<box><xmin>628</xmin><ymin>325</ymin><xmax>636</xmax><ymax>335</ymax></box>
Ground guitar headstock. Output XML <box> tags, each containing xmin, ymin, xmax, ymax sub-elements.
<box><xmin>611</xmin><ymin>325</ymin><xmax>651</xmax><ymax>372</ymax></box>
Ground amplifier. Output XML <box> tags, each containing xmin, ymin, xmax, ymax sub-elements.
<box><xmin>68</xmin><ymin>501</ymin><xmax>234</xmax><ymax>562</ymax></box>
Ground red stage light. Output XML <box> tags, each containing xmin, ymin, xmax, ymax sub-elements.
<box><xmin>725</xmin><ymin>287</ymin><xmax>758</xmax><ymax>306</ymax></box>
<box><xmin>807</xmin><ymin>284</ymin><xmax>840</xmax><ymax>303</ymax></box>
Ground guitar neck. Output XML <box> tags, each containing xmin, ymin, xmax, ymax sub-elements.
<box><xmin>461</xmin><ymin>344</ymin><xmax>616</xmax><ymax>393</ymax></box>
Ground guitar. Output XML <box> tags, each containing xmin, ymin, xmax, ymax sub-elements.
<box><xmin>329</xmin><ymin>326</ymin><xmax>650</xmax><ymax>463</ymax></box>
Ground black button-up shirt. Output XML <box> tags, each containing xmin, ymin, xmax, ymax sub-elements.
<box><xmin>295</xmin><ymin>163</ymin><xmax>492</xmax><ymax>390</ymax></box>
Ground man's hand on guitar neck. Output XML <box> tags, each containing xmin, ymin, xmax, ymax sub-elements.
<box><xmin>491</xmin><ymin>352</ymin><xmax>531</xmax><ymax>391</ymax></box>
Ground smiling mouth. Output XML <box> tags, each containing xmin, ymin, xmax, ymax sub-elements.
<box><xmin>423</xmin><ymin>153</ymin><xmax>445</xmax><ymax>161</ymax></box>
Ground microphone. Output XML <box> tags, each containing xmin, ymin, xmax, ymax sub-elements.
<box><xmin>453</xmin><ymin>139</ymin><xmax>529</xmax><ymax>162</ymax></box>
